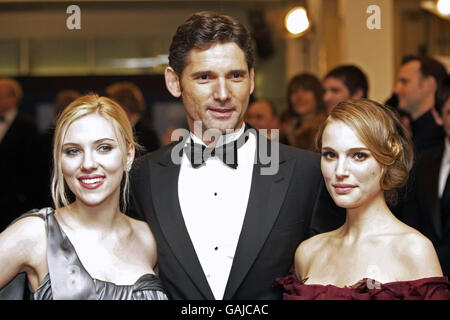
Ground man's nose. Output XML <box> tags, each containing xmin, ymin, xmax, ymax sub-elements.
<box><xmin>213</xmin><ymin>78</ymin><xmax>230</xmax><ymax>102</ymax></box>
<box><xmin>394</xmin><ymin>82</ymin><xmax>401</xmax><ymax>95</ymax></box>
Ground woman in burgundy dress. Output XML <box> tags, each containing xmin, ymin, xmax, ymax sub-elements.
<box><xmin>274</xmin><ymin>99</ymin><xmax>450</xmax><ymax>300</ymax></box>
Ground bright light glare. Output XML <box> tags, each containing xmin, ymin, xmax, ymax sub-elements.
<box><xmin>285</xmin><ymin>7</ymin><xmax>310</xmax><ymax>35</ymax></box>
<box><xmin>437</xmin><ymin>0</ymin><xmax>450</xmax><ymax>15</ymax></box>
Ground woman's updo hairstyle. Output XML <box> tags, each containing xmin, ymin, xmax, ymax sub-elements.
<box><xmin>315</xmin><ymin>99</ymin><xmax>414</xmax><ymax>205</ymax></box>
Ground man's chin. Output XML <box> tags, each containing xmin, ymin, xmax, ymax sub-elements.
<box><xmin>204</xmin><ymin>119</ymin><xmax>242</xmax><ymax>134</ymax></box>
<box><xmin>397</xmin><ymin>101</ymin><xmax>407</xmax><ymax>110</ymax></box>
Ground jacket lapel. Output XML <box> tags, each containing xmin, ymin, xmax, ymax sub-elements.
<box><xmin>223</xmin><ymin>135</ymin><xmax>294</xmax><ymax>299</ymax></box>
<box><xmin>149</xmin><ymin>143</ymin><xmax>215</xmax><ymax>299</ymax></box>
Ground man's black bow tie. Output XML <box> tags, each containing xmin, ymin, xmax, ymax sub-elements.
<box><xmin>184</xmin><ymin>133</ymin><xmax>249</xmax><ymax>169</ymax></box>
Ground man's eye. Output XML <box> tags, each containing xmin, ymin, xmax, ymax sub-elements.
<box><xmin>232</xmin><ymin>72</ymin><xmax>243</xmax><ymax>79</ymax></box>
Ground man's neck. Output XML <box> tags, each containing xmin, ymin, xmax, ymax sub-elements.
<box><xmin>190</xmin><ymin>122</ymin><xmax>245</xmax><ymax>147</ymax></box>
<box><xmin>411</xmin><ymin>95</ymin><xmax>434</xmax><ymax>121</ymax></box>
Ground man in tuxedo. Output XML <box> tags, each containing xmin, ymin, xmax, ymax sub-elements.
<box><xmin>394</xmin><ymin>55</ymin><xmax>447</xmax><ymax>155</ymax></box>
<box><xmin>128</xmin><ymin>11</ymin><xmax>344</xmax><ymax>300</ymax></box>
<box><xmin>0</xmin><ymin>78</ymin><xmax>41</xmax><ymax>232</ymax></box>
<box><xmin>403</xmin><ymin>76</ymin><xmax>450</xmax><ymax>276</ymax></box>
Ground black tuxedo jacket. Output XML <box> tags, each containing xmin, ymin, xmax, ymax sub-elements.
<box><xmin>128</xmin><ymin>132</ymin><xmax>344</xmax><ymax>299</ymax></box>
<box><xmin>134</xmin><ymin>118</ymin><xmax>160</xmax><ymax>156</ymax></box>
<box><xmin>403</xmin><ymin>143</ymin><xmax>450</xmax><ymax>276</ymax></box>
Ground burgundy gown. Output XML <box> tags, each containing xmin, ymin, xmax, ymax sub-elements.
<box><xmin>273</xmin><ymin>268</ymin><xmax>450</xmax><ymax>300</ymax></box>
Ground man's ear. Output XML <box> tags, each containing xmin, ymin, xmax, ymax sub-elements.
<box><xmin>249</xmin><ymin>68</ymin><xmax>255</xmax><ymax>95</ymax></box>
<box><xmin>423</xmin><ymin>75</ymin><xmax>437</xmax><ymax>94</ymax></box>
<box><xmin>165</xmin><ymin>67</ymin><xmax>182</xmax><ymax>98</ymax></box>
<box><xmin>351</xmin><ymin>89</ymin><xmax>364</xmax><ymax>99</ymax></box>
<box><xmin>431</xmin><ymin>107</ymin><xmax>443</xmax><ymax>126</ymax></box>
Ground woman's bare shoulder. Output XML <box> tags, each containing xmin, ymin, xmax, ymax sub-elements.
<box><xmin>4</xmin><ymin>216</ymin><xmax>47</xmax><ymax>244</ymax></box>
<box><xmin>0</xmin><ymin>215</ymin><xmax>47</xmax><ymax>268</ymax></box>
<box><xmin>124</xmin><ymin>215</ymin><xmax>156</xmax><ymax>247</ymax></box>
<box><xmin>123</xmin><ymin>215</ymin><xmax>158</xmax><ymax>268</ymax></box>
<box><xmin>391</xmin><ymin>224</ymin><xmax>443</xmax><ymax>278</ymax></box>
<box><xmin>295</xmin><ymin>230</ymin><xmax>339</xmax><ymax>278</ymax></box>
<box><xmin>297</xmin><ymin>230</ymin><xmax>338</xmax><ymax>255</ymax></box>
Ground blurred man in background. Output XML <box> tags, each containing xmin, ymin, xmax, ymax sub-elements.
<box><xmin>245</xmin><ymin>100</ymin><xmax>279</xmax><ymax>139</ymax></box>
<box><xmin>394</xmin><ymin>55</ymin><xmax>447</xmax><ymax>154</ymax></box>
<box><xmin>106</xmin><ymin>81</ymin><xmax>160</xmax><ymax>156</ymax></box>
<box><xmin>0</xmin><ymin>78</ymin><xmax>41</xmax><ymax>231</ymax></box>
<box><xmin>323</xmin><ymin>65</ymin><xmax>369</xmax><ymax>113</ymax></box>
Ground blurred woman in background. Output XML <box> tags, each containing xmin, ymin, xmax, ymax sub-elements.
<box><xmin>283</xmin><ymin>73</ymin><xmax>327</xmax><ymax>151</ymax></box>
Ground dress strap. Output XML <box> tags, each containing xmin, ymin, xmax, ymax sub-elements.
<box><xmin>45</xmin><ymin>211</ymin><xmax>97</xmax><ymax>300</ymax></box>
<box><xmin>8</xmin><ymin>207</ymin><xmax>53</xmax><ymax>225</ymax></box>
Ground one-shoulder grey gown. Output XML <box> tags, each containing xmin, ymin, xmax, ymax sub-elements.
<box><xmin>0</xmin><ymin>208</ymin><xmax>168</xmax><ymax>300</ymax></box>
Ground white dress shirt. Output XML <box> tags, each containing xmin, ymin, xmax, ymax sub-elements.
<box><xmin>0</xmin><ymin>108</ymin><xmax>17</xmax><ymax>143</ymax></box>
<box><xmin>439</xmin><ymin>138</ymin><xmax>450</xmax><ymax>198</ymax></box>
<box><xmin>178</xmin><ymin>124</ymin><xmax>256</xmax><ymax>299</ymax></box>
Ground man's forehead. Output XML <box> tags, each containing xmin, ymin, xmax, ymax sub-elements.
<box><xmin>186</xmin><ymin>42</ymin><xmax>247</xmax><ymax>67</ymax></box>
<box><xmin>400</xmin><ymin>60</ymin><xmax>421</xmax><ymax>76</ymax></box>
<box><xmin>324</xmin><ymin>77</ymin><xmax>347</xmax><ymax>88</ymax></box>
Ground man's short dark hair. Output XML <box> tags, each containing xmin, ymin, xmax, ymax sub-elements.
<box><xmin>401</xmin><ymin>55</ymin><xmax>447</xmax><ymax>86</ymax></box>
<box><xmin>325</xmin><ymin>65</ymin><xmax>369</xmax><ymax>98</ymax></box>
<box><xmin>168</xmin><ymin>11</ymin><xmax>255</xmax><ymax>76</ymax></box>
<box><xmin>435</xmin><ymin>75</ymin><xmax>450</xmax><ymax>116</ymax></box>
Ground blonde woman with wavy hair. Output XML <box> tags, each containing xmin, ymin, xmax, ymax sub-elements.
<box><xmin>0</xmin><ymin>94</ymin><xmax>167</xmax><ymax>300</ymax></box>
<box><xmin>275</xmin><ymin>99</ymin><xmax>450</xmax><ymax>300</ymax></box>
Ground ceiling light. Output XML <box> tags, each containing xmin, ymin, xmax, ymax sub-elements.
<box><xmin>437</xmin><ymin>0</ymin><xmax>450</xmax><ymax>15</ymax></box>
<box><xmin>285</xmin><ymin>7</ymin><xmax>310</xmax><ymax>36</ymax></box>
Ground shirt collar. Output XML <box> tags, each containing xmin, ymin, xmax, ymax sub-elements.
<box><xmin>189</xmin><ymin>123</ymin><xmax>246</xmax><ymax>147</ymax></box>
<box><xmin>0</xmin><ymin>108</ymin><xmax>17</xmax><ymax>125</ymax></box>
<box><xmin>444</xmin><ymin>137</ymin><xmax>450</xmax><ymax>165</ymax></box>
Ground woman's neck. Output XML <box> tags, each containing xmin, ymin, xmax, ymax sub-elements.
<box><xmin>338</xmin><ymin>192</ymin><xmax>396</xmax><ymax>244</ymax></box>
<box><xmin>61</xmin><ymin>192</ymin><xmax>124</xmax><ymax>233</ymax></box>
<box><xmin>299</xmin><ymin>112</ymin><xmax>315</xmax><ymax>123</ymax></box>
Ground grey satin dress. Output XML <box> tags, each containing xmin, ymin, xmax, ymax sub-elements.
<box><xmin>5</xmin><ymin>207</ymin><xmax>168</xmax><ymax>300</ymax></box>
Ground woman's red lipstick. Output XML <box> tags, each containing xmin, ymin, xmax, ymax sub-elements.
<box><xmin>78</xmin><ymin>175</ymin><xmax>105</xmax><ymax>190</ymax></box>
